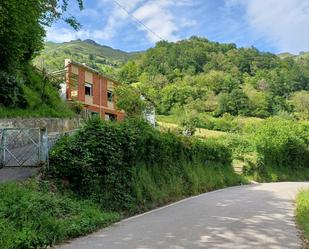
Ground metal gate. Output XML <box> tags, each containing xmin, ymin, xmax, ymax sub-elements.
<box><xmin>0</xmin><ymin>128</ymin><xmax>48</xmax><ymax>167</ymax></box>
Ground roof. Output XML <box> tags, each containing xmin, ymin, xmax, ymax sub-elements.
<box><xmin>65</xmin><ymin>59</ymin><xmax>119</xmax><ymax>84</ymax></box>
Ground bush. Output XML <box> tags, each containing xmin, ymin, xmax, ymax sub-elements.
<box><xmin>217</xmin><ymin>134</ymin><xmax>255</xmax><ymax>159</ymax></box>
<box><xmin>253</xmin><ymin>118</ymin><xmax>309</xmax><ymax>169</ymax></box>
<box><xmin>49</xmin><ymin>118</ymin><xmax>239</xmax><ymax>212</ymax></box>
<box><xmin>0</xmin><ymin>181</ymin><xmax>120</xmax><ymax>249</ymax></box>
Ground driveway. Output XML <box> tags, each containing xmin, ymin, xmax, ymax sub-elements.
<box><xmin>55</xmin><ymin>182</ymin><xmax>309</xmax><ymax>249</ymax></box>
<box><xmin>0</xmin><ymin>167</ymin><xmax>39</xmax><ymax>183</ymax></box>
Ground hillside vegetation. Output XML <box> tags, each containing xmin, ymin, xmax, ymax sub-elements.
<box><xmin>118</xmin><ymin>37</ymin><xmax>309</xmax><ymax>120</ymax></box>
<box><xmin>0</xmin><ymin>65</ymin><xmax>74</xmax><ymax>118</ymax></box>
<box><xmin>33</xmin><ymin>39</ymin><xmax>141</xmax><ymax>73</ymax></box>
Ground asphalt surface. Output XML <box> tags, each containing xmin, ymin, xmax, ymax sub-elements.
<box><xmin>0</xmin><ymin>167</ymin><xmax>39</xmax><ymax>183</ymax></box>
<box><xmin>55</xmin><ymin>182</ymin><xmax>309</xmax><ymax>249</ymax></box>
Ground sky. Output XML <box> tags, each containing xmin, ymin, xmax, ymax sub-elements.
<box><xmin>46</xmin><ymin>0</ymin><xmax>309</xmax><ymax>54</ymax></box>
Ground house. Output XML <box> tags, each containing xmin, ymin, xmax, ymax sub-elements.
<box><xmin>64</xmin><ymin>59</ymin><xmax>125</xmax><ymax>121</ymax></box>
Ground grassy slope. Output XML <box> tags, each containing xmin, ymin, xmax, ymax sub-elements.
<box><xmin>296</xmin><ymin>189</ymin><xmax>309</xmax><ymax>248</ymax></box>
<box><xmin>0</xmin><ymin>181</ymin><xmax>120</xmax><ymax>249</ymax></box>
<box><xmin>33</xmin><ymin>40</ymin><xmax>141</xmax><ymax>72</ymax></box>
<box><xmin>0</xmin><ymin>65</ymin><xmax>75</xmax><ymax>118</ymax></box>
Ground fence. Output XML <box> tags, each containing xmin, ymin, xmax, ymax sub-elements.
<box><xmin>0</xmin><ymin>128</ymin><xmax>77</xmax><ymax>167</ymax></box>
<box><xmin>47</xmin><ymin>129</ymin><xmax>79</xmax><ymax>150</ymax></box>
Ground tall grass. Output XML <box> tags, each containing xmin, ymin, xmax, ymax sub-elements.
<box><xmin>0</xmin><ymin>181</ymin><xmax>120</xmax><ymax>249</ymax></box>
<box><xmin>131</xmin><ymin>162</ymin><xmax>242</xmax><ymax>212</ymax></box>
<box><xmin>296</xmin><ymin>189</ymin><xmax>309</xmax><ymax>248</ymax></box>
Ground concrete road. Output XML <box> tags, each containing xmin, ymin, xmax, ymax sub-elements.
<box><xmin>55</xmin><ymin>182</ymin><xmax>309</xmax><ymax>249</ymax></box>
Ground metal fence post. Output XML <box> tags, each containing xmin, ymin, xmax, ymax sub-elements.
<box><xmin>39</xmin><ymin>128</ymin><xmax>48</xmax><ymax>167</ymax></box>
<box><xmin>0</xmin><ymin>129</ymin><xmax>6</xmax><ymax>167</ymax></box>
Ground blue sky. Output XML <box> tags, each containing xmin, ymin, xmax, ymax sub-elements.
<box><xmin>46</xmin><ymin>0</ymin><xmax>309</xmax><ymax>54</ymax></box>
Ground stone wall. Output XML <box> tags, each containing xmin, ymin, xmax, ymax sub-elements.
<box><xmin>0</xmin><ymin>118</ymin><xmax>83</xmax><ymax>134</ymax></box>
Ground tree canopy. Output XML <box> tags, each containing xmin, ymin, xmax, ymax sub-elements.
<box><xmin>118</xmin><ymin>37</ymin><xmax>309</xmax><ymax>119</ymax></box>
<box><xmin>0</xmin><ymin>0</ymin><xmax>83</xmax><ymax>107</ymax></box>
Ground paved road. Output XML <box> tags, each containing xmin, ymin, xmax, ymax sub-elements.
<box><xmin>0</xmin><ymin>167</ymin><xmax>39</xmax><ymax>183</ymax></box>
<box><xmin>55</xmin><ymin>182</ymin><xmax>309</xmax><ymax>249</ymax></box>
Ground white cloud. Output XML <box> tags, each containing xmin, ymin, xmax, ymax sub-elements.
<box><xmin>99</xmin><ymin>0</ymin><xmax>144</xmax><ymax>40</ymax></box>
<box><xmin>100</xmin><ymin>0</ymin><xmax>196</xmax><ymax>42</ymax></box>
<box><xmin>133</xmin><ymin>0</ymin><xmax>179</xmax><ymax>42</ymax></box>
<box><xmin>226</xmin><ymin>0</ymin><xmax>309</xmax><ymax>53</ymax></box>
<box><xmin>45</xmin><ymin>0</ymin><xmax>197</xmax><ymax>45</ymax></box>
<box><xmin>45</xmin><ymin>27</ymin><xmax>85</xmax><ymax>42</ymax></box>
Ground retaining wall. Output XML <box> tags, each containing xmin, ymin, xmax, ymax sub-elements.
<box><xmin>0</xmin><ymin>118</ymin><xmax>83</xmax><ymax>134</ymax></box>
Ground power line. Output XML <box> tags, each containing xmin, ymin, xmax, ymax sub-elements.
<box><xmin>111</xmin><ymin>0</ymin><xmax>164</xmax><ymax>41</ymax></box>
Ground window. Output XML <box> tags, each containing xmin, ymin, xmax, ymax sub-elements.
<box><xmin>105</xmin><ymin>113</ymin><xmax>116</xmax><ymax>121</ymax></box>
<box><xmin>91</xmin><ymin>111</ymin><xmax>99</xmax><ymax>117</ymax></box>
<box><xmin>107</xmin><ymin>90</ymin><xmax>113</xmax><ymax>102</ymax></box>
<box><xmin>85</xmin><ymin>83</ymin><xmax>93</xmax><ymax>96</ymax></box>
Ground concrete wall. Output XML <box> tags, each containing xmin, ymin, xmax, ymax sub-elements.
<box><xmin>0</xmin><ymin>118</ymin><xmax>83</xmax><ymax>134</ymax></box>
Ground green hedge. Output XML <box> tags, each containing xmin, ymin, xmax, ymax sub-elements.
<box><xmin>49</xmin><ymin>118</ymin><xmax>240</xmax><ymax>212</ymax></box>
<box><xmin>253</xmin><ymin>118</ymin><xmax>309</xmax><ymax>169</ymax></box>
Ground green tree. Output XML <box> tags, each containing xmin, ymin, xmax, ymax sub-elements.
<box><xmin>114</xmin><ymin>84</ymin><xmax>146</xmax><ymax>117</ymax></box>
<box><xmin>0</xmin><ymin>0</ymin><xmax>83</xmax><ymax>71</ymax></box>
<box><xmin>216</xmin><ymin>89</ymin><xmax>250</xmax><ymax>116</ymax></box>
<box><xmin>118</xmin><ymin>61</ymin><xmax>139</xmax><ymax>84</ymax></box>
<box><xmin>244</xmin><ymin>84</ymin><xmax>270</xmax><ymax>118</ymax></box>
<box><xmin>290</xmin><ymin>91</ymin><xmax>309</xmax><ymax>120</ymax></box>
<box><xmin>0</xmin><ymin>0</ymin><xmax>83</xmax><ymax>107</ymax></box>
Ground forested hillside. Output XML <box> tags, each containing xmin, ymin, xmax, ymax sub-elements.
<box><xmin>118</xmin><ymin>37</ymin><xmax>309</xmax><ymax>120</ymax></box>
<box><xmin>34</xmin><ymin>39</ymin><xmax>141</xmax><ymax>72</ymax></box>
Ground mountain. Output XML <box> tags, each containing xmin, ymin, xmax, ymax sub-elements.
<box><xmin>277</xmin><ymin>52</ymin><xmax>295</xmax><ymax>59</ymax></box>
<box><xmin>33</xmin><ymin>39</ymin><xmax>142</xmax><ymax>73</ymax></box>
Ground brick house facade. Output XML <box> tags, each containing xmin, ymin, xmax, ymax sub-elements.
<box><xmin>64</xmin><ymin>59</ymin><xmax>125</xmax><ymax>121</ymax></box>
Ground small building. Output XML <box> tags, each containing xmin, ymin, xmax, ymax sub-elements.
<box><xmin>64</xmin><ymin>59</ymin><xmax>125</xmax><ymax>121</ymax></box>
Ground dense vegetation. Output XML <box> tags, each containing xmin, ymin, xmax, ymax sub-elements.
<box><xmin>242</xmin><ymin>118</ymin><xmax>309</xmax><ymax>181</ymax></box>
<box><xmin>49</xmin><ymin>118</ymin><xmax>243</xmax><ymax>213</ymax></box>
<box><xmin>33</xmin><ymin>40</ymin><xmax>141</xmax><ymax>72</ymax></box>
<box><xmin>0</xmin><ymin>65</ymin><xmax>74</xmax><ymax>118</ymax></box>
<box><xmin>158</xmin><ymin>115</ymin><xmax>309</xmax><ymax>181</ymax></box>
<box><xmin>0</xmin><ymin>181</ymin><xmax>120</xmax><ymax>249</ymax></box>
<box><xmin>117</xmin><ymin>37</ymin><xmax>309</xmax><ymax>121</ymax></box>
<box><xmin>296</xmin><ymin>189</ymin><xmax>309</xmax><ymax>248</ymax></box>
<box><xmin>0</xmin><ymin>0</ymin><xmax>83</xmax><ymax>117</ymax></box>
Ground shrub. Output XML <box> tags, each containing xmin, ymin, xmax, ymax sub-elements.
<box><xmin>217</xmin><ymin>134</ymin><xmax>255</xmax><ymax>159</ymax></box>
<box><xmin>49</xmin><ymin>118</ymin><xmax>238</xmax><ymax>212</ymax></box>
<box><xmin>253</xmin><ymin>118</ymin><xmax>309</xmax><ymax>169</ymax></box>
